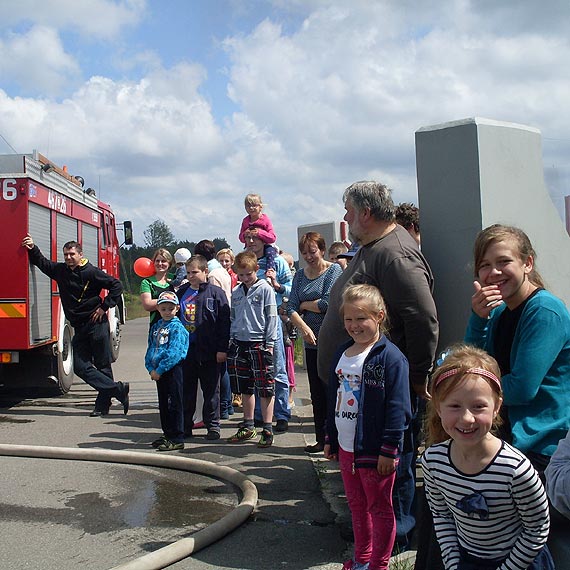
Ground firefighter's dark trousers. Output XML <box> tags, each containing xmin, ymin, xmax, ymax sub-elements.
<box><xmin>72</xmin><ymin>316</ymin><xmax>122</xmax><ymax>411</ymax></box>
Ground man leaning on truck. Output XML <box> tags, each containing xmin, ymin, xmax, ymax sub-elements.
<box><xmin>21</xmin><ymin>234</ymin><xmax>129</xmax><ymax>417</ymax></box>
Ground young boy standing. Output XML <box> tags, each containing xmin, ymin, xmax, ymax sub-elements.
<box><xmin>176</xmin><ymin>255</ymin><xmax>230</xmax><ymax>440</ymax></box>
<box><xmin>227</xmin><ymin>251</ymin><xmax>279</xmax><ymax>448</ymax></box>
<box><xmin>145</xmin><ymin>291</ymin><xmax>189</xmax><ymax>451</ymax></box>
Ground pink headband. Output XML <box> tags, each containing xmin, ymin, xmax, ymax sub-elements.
<box><xmin>435</xmin><ymin>367</ymin><xmax>501</xmax><ymax>390</ymax></box>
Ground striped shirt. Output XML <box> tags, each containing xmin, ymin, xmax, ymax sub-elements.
<box><xmin>421</xmin><ymin>440</ymin><xmax>550</xmax><ymax>570</ymax></box>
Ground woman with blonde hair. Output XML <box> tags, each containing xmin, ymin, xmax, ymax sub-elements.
<box><xmin>140</xmin><ymin>248</ymin><xmax>173</xmax><ymax>327</ymax></box>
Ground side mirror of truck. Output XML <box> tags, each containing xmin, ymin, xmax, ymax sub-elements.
<box><xmin>123</xmin><ymin>220</ymin><xmax>133</xmax><ymax>245</ymax></box>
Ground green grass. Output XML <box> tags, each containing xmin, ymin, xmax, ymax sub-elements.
<box><xmin>294</xmin><ymin>336</ymin><xmax>304</xmax><ymax>366</ymax></box>
<box><xmin>124</xmin><ymin>292</ymin><xmax>148</xmax><ymax>320</ymax></box>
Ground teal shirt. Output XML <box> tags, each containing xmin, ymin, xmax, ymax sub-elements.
<box><xmin>465</xmin><ymin>289</ymin><xmax>570</xmax><ymax>456</ymax></box>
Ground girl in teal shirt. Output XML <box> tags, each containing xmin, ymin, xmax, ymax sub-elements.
<box><xmin>465</xmin><ymin>224</ymin><xmax>570</xmax><ymax>471</ymax></box>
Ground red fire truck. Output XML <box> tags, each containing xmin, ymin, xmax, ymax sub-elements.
<box><xmin>0</xmin><ymin>151</ymin><xmax>132</xmax><ymax>393</ymax></box>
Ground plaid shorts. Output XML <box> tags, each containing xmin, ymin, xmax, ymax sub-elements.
<box><xmin>227</xmin><ymin>340</ymin><xmax>275</xmax><ymax>398</ymax></box>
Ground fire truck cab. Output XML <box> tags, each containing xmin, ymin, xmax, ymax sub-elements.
<box><xmin>0</xmin><ymin>151</ymin><xmax>130</xmax><ymax>393</ymax></box>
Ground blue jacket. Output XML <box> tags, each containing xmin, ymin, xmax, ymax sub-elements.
<box><xmin>145</xmin><ymin>317</ymin><xmax>189</xmax><ymax>375</ymax></box>
<box><xmin>176</xmin><ymin>281</ymin><xmax>230</xmax><ymax>361</ymax></box>
<box><xmin>465</xmin><ymin>289</ymin><xmax>570</xmax><ymax>456</ymax></box>
<box><xmin>325</xmin><ymin>336</ymin><xmax>412</xmax><ymax>468</ymax></box>
<box><xmin>256</xmin><ymin>254</ymin><xmax>292</xmax><ymax>306</ymax></box>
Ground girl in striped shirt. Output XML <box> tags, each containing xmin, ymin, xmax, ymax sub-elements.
<box><xmin>421</xmin><ymin>345</ymin><xmax>553</xmax><ymax>570</ymax></box>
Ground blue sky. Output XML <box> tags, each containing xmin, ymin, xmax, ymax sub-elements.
<box><xmin>1</xmin><ymin>1</ymin><xmax>570</xmax><ymax>255</ymax></box>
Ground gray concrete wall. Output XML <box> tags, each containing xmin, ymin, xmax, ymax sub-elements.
<box><xmin>416</xmin><ymin>117</ymin><xmax>570</xmax><ymax>352</ymax></box>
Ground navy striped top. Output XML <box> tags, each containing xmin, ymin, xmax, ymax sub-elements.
<box><xmin>421</xmin><ymin>440</ymin><xmax>550</xmax><ymax>570</ymax></box>
<box><xmin>287</xmin><ymin>263</ymin><xmax>342</xmax><ymax>349</ymax></box>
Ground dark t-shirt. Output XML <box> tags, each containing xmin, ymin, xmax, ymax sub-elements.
<box><xmin>495</xmin><ymin>288</ymin><xmax>543</xmax><ymax>374</ymax></box>
<box><xmin>494</xmin><ymin>287</ymin><xmax>542</xmax><ymax>442</ymax></box>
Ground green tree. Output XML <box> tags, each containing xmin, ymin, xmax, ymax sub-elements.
<box><xmin>144</xmin><ymin>219</ymin><xmax>175</xmax><ymax>249</ymax></box>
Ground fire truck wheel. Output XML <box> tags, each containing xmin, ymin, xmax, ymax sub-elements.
<box><xmin>110</xmin><ymin>307</ymin><xmax>121</xmax><ymax>363</ymax></box>
<box><xmin>56</xmin><ymin>322</ymin><xmax>75</xmax><ymax>393</ymax></box>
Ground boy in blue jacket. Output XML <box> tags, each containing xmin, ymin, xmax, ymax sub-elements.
<box><xmin>176</xmin><ymin>255</ymin><xmax>230</xmax><ymax>440</ymax></box>
<box><xmin>145</xmin><ymin>291</ymin><xmax>189</xmax><ymax>451</ymax></box>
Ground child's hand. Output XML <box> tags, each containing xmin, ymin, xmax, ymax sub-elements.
<box><xmin>216</xmin><ymin>351</ymin><xmax>227</xmax><ymax>364</ymax></box>
<box><xmin>150</xmin><ymin>370</ymin><xmax>161</xmax><ymax>382</ymax></box>
<box><xmin>377</xmin><ymin>455</ymin><xmax>396</xmax><ymax>476</ymax></box>
<box><xmin>323</xmin><ymin>444</ymin><xmax>337</xmax><ymax>461</ymax></box>
<box><xmin>471</xmin><ymin>281</ymin><xmax>503</xmax><ymax>318</ymax></box>
<box><xmin>265</xmin><ymin>268</ymin><xmax>278</xmax><ymax>288</ymax></box>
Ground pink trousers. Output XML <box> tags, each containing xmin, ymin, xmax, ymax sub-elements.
<box><xmin>284</xmin><ymin>343</ymin><xmax>296</xmax><ymax>389</ymax></box>
<box><xmin>339</xmin><ymin>448</ymin><xmax>396</xmax><ymax>570</ymax></box>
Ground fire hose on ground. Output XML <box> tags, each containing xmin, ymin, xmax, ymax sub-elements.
<box><xmin>0</xmin><ymin>444</ymin><xmax>258</xmax><ymax>570</ymax></box>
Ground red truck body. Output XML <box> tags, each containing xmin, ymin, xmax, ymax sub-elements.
<box><xmin>0</xmin><ymin>151</ymin><xmax>125</xmax><ymax>392</ymax></box>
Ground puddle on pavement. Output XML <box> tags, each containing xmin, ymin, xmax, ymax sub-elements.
<box><xmin>0</xmin><ymin>460</ymin><xmax>238</xmax><ymax>535</ymax></box>
<box><xmin>71</xmin><ymin>467</ymin><xmax>237</xmax><ymax>534</ymax></box>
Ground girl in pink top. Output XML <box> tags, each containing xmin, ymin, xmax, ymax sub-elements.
<box><xmin>238</xmin><ymin>193</ymin><xmax>277</xmax><ymax>271</ymax></box>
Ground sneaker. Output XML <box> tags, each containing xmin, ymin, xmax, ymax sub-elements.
<box><xmin>227</xmin><ymin>426</ymin><xmax>257</xmax><ymax>443</ymax></box>
<box><xmin>220</xmin><ymin>411</ymin><xmax>230</xmax><ymax>420</ymax></box>
<box><xmin>157</xmin><ymin>439</ymin><xmax>184</xmax><ymax>452</ymax></box>
<box><xmin>151</xmin><ymin>435</ymin><xmax>168</xmax><ymax>448</ymax></box>
<box><xmin>257</xmin><ymin>429</ymin><xmax>274</xmax><ymax>448</ymax></box>
<box><xmin>205</xmin><ymin>430</ymin><xmax>221</xmax><ymax>440</ymax></box>
<box><xmin>304</xmin><ymin>442</ymin><xmax>325</xmax><ymax>454</ymax></box>
<box><xmin>232</xmin><ymin>394</ymin><xmax>242</xmax><ymax>407</ymax></box>
<box><xmin>274</xmin><ymin>419</ymin><xmax>289</xmax><ymax>433</ymax></box>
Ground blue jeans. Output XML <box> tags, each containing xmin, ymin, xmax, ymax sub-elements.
<box><xmin>393</xmin><ymin>449</ymin><xmax>415</xmax><ymax>549</ymax></box>
<box><xmin>219</xmin><ymin>364</ymin><xmax>233</xmax><ymax>416</ymax></box>
<box><xmin>394</xmin><ymin>395</ymin><xmax>423</xmax><ymax>549</ymax></box>
<box><xmin>255</xmin><ymin>323</ymin><xmax>290</xmax><ymax>421</ymax></box>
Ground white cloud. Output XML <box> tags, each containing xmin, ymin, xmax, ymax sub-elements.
<box><xmin>219</xmin><ymin>2</ymin><xmax>570</xmax><ymax>249</ymax></box>
<box><xmin>0</xmin><ymin>0</ymin><xmax>146</xmax><ymax>39</ymax></box>
<box><xmin>0</xmin><ymin>26</ymin><xmax>80</xmax><ymax>96</ymax></box>
<box><xmin>1</xmin><ymin>1</ymin><xmax>570</xmax><ymax>256</ymax></box>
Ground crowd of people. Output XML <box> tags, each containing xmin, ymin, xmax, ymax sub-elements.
<box><xmin>21</xmin><ymin>182</ymin><xmax>570</xmax><ymax>570</ymax></box>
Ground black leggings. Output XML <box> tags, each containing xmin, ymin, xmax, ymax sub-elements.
<box><xmin>305</xmin><ymin>348</ymin><xmax>327</xmax><ymax>444</ymax></box>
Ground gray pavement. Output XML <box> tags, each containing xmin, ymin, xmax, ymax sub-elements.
<box><xmin>0</xmin><ymin>317</ymin><xmax>351</xmax><ymax>570</ymax></box>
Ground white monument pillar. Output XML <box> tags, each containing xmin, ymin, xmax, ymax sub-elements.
<box><xmin>416</xmin><ymin>117</ymin><xmax>570</xmax><ymax>350</ymax></box>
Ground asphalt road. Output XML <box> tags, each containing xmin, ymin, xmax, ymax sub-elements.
<box><xmin>0</xmin><ymin>318</ymin><xmax>349</xmax><ymax>570</ymax></box>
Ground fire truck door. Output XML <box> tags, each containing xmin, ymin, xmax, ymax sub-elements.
<box><xmin>81</xmin><ymin>223</ymin><xmax>98</xmax><ymax>266</ymax></box>
<box><xmin>28</xmin><ymin>203</ymin><xmax>51</xmax><ymax>345</ymax></box>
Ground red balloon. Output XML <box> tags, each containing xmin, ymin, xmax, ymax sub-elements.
<box><xmin>133</xmin><ymin>257</ymin><xmax>155</xmax><ymax>278</ymax></box>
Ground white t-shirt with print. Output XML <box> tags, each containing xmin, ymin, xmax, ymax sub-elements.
<box><xmin>334</xmin><ymin>346</ymin><xmax>372</xmax><ymax>452</ymax></box>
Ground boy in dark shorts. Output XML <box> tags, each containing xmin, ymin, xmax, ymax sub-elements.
<box><xmin>227</xmin><ymin>251</ymin><xmax>279</xmax><ymax>448</ymax></box>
